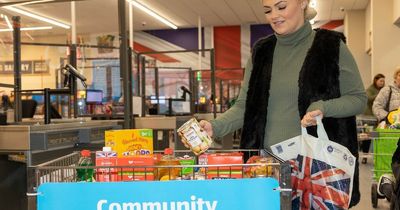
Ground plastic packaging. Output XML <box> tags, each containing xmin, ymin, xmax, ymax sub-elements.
<box><xmin>155</xmin><ymin>148</ymin><xmax>181</xmax><ymax>181</ymax></box>
<box><xmin>178</xmin><ymin>118</ymin><xmax>213</xmax><ymax>155</ymax></box>
<box><xmin>77</xmin><ymin>150</ymin><xmax>95</xmax><ymax>182</ymax></box>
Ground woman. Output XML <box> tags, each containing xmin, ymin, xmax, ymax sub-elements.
<box><xmin>360</xmin><ymin>74</ymin><xmax>385</xmax><ymax>164</ymax></box>
<box><xmin>197</xmin><ymin>0</ymin><xmax>366</xmax><ymax>207</ymax></box>
<box><xmin>365</xmin><ymin>74</ymin><xmax>385</xmax><ymax>116</ymax></box>
<box><xmin>373</xmin><ymin>68</ymin><xmax>400</xmax><ymax>122</ymax></box>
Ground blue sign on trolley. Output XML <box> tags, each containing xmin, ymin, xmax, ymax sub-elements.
<box><xmin>38</xmin><ymin>178</ymin><xmax>280</xmax><ymax>210</ymax></box>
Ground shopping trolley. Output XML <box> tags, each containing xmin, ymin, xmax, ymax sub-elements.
<box><xmin>27</xmin><ymin>149</ymin><xmax>292</xmax><ymax>210</ymax></box>
<box><xmin>370</xmin><ymin>129</ymin><xmax>399</xmax><ymax>208</ymax></box>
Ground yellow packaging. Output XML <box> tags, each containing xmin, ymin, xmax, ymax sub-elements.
<box><xmin>105</xmin><ymin>129</ymin><xmax>153</xmax><ymax>157</ymax></box>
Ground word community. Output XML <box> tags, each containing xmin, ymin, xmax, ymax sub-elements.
<box><xmin>97</xmin><ymin>195</ymin><xmax>218</xmax><ymax>210</ymax></box>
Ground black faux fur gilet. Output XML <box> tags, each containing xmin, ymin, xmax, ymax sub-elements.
<box><xmin>241</xmin><ymin>29</ymin><xmax>360</xmax><ymax>207</ymax></box>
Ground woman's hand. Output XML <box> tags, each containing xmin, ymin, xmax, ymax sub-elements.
<box><xmin>301</xmin><ymin>110</ymin><xmax>323</xmax><ymax>127</ymax></box>
<box><xmin>199</xmin><ymin>120</ymin><xmax>213</xmax><ymax>137</ymax></box>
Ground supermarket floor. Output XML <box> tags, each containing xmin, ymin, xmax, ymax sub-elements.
<box><xmin>353</xmin><ymin>155</ymin><xmax>391</xmax><ymax>210</ymax></box>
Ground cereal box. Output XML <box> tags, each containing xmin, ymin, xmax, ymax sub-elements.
<box><xmin>105</xmin><ymin>129</ymin><xmax>153</xmax><ymax>157</ymax></box>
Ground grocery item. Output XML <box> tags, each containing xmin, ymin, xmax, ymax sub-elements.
<box><xmin>244</xmin><ymin>156</ymin><xmax>274</xmax><ymax>178</ymax></box>
<box><xmin>77</xmin><ymin>150</ymin><xmax>95</xmax><ymax>182</ymax></box>
<box><xmin>198</xmin><ymin>152</ymin><xmax>243</xmax><ymax>179</ymax></box>
<box><xmin>117</xmin><ymin>155</ymin><xmax>155</xmax><ymax>181</ymax></box>
<box><xmin>178</xmin><ymin>155</ymin><xmax>196</xmax><ymax>175</ymax></box>
<box><xmin>155</xmin><ymin>148</ymin><xmax>181</xmax><ymax>181</ymax></box>
<box><xmin>105</xmin><ymin>129</ymin><xmax>153</xmax><ymax>157</ymax></box>
<box><xmin>178</xmin><ymin>118</ymin><xmax>213</xmax><ymax>155</ymax></box>
<box><xmin>95</xmin><ymin>147</ymin><xmax>118</xmax><ymax>182</ymax></box>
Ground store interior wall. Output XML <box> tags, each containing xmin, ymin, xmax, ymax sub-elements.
<box><xmin>344</xmin><ymin>10</ymin><xmax>371</xmax><ymax>88</ymax></box>
<box><xmin>394</xmin><ymin>0</ymin><xmax>400</xmax><ymax>24</ymax></box>
<box><xmin>371</xmin><ymin>0</ymin><xmax>400</xmax><ymax>85</ymax></box>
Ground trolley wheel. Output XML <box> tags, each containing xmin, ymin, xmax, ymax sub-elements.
<box><xmin>371</xmin><ymin>183</ymin><xmax>378</xmax><ymax>208</ymax></box>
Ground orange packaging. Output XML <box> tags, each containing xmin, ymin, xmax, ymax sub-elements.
<box><xmin>95</xmin><ymin>150</ymin><xmax>118</xmax><ymax>182</ymax></box>
<box><xmin>117</xmin><ymin>156</ymin><xmax>154</xmax><ymax>172</ymax></box>
<box><xmin>206</xmin><ymin>171</ymin><xmax>243</xmax><ymax>179</ymax></box>
<box><xmin>95</xmin><ymin>151</ymin><xmax>118</xmax><ymax>172</ymax></box>
<box><xmin>97</xmin><ymin>173</ymin><xmax>118</xmax><ymax>182</ymax></box>
<box><xmin>118</xmin><ymin>172</ymin><xmax>154</xmax><ymax>181</ymax></box>
<box><xmin>198</xmin><ymin>152</ymin><xmax>243</xmax><ymax>171</ymax></box>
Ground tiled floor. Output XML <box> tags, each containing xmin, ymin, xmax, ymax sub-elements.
<box><xmin>352</xmin><ymin>156</ymin><xmax>391</xmax><ymax>210</ymax></box>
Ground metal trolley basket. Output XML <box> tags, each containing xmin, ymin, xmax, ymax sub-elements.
<box><xmin>27</xmin><ymin>149</ymin><xmax>292</xmax><ymax>210</ymax></box>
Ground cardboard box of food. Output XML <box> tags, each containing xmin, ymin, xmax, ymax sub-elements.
<box><xmin>96</xmin><ymin>173</ymin><xmax>118</xmax><ymax>182</ymax></box>
<box><xmin>117</xmin><ymin>172</ymin><xmax>154</xmax><ymax>181</ymax></box>
<box><xmin>198</xmin><ymin>152</ymin><xmax>243</xmax><ymax>171</ymax></box>
<box><xmin>206</xmin><ymin>170</ymin><xmax>243</xmax><ymax>179</ymax></box>
<box><xmin>95</xmin><ymin>151</ymin><xmax>118</xmax><ymax>173</ymax></box>
<box><xmin>117</xmin><ymin>156</ymin><xmax>155</xmax><ymax>172</ymax></box>
<box><xmin>105</xmin><ymin>129</ymin><xmax>153</xmax><ymax>157</ymax></box>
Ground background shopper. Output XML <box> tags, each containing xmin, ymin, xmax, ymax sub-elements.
<box><xmin>373</xmin><ymin>68</ymin><xmax>400</xmax><ymax>122</ymax></box>
<box><xmin>360</xmin><ymin>73</ymin><xmax>385</xmax><ymax>164</ymax></box>
<box><xmin>198</xmin><ymin>0</ymin><xmax>366</xmax><ymax>207</ymax></box>
<box><xmin>365</xmin><ymin>74</ymin><xmax>385</xmax><ymax>116</ymax></box>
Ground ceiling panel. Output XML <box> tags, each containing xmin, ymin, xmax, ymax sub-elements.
<box><xmin>246</xmin><ymin>0</ymin><xmax>265</xmax><ymax>24</ymax></box>
<box><xmin>177</xmin><ymin>0</ymin><xmax>224</xmax><ymax>26</ymax></box>
<box><xmin>353</xmin><ymin>0</ymin><xmax>369</xmax><ymax>10</ymax></box>
<box><xmin>0</xmin><ymin>0</ymin><xmax>371</xmax><ymax>36</ymax></box>
<box><xmin>149</xmin><ymin>0</ymin><xmax>196</xmax><ymax>27</ymax></box>
<box><xmin>203</xmin><ymin>0</ymin><xmax>240</xmax><ymax>26</ymax></box>
<box><xmin>138</xmin><ymin>0</ymin><xmax>190</xmax><ymax>27</ymax></box>
<box><xmin>227</xmin><ymin>0</ymin><xmax>260</xmax><ymax>24</ymax></box>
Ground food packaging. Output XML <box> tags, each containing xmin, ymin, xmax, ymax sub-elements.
<box><xmin>177</xmin><ymin>118</ymin><xmax>213</xmax><ymax>155</ymax></box>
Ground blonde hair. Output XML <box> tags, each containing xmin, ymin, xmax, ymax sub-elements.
<box><xmin>393</xmin><ymin>67</ymin><xmax>400</xmax><ymax>79</ymax></box>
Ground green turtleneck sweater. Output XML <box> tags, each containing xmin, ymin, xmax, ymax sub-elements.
<box><xmin>210</xmin><ymin>22</ymin><xmax>367</xmax><ymax>148</ymax></box>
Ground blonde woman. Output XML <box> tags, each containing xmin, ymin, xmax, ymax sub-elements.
<box><xmin>198</xmin><ymin>0</ymin><xmax>366</xmax><ymax>207</ymax></box>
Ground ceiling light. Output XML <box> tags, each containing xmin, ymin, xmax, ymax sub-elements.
<box><xmin>309</xmin><ymin>0</ymin><xmax>317</xmax><ymax>8</ymax></box>
<box><xmin>0</xmin><ymin>26</ymin><xmax>53</xmax><ymax>32</ymax></box>
<box><xmin>128</xmin><ymin>0</ymin><xmax>178</xmax><ymax>29</ymax></box>
<box><xmin>3</xmin><ymin>6</ymin><xmax>70</xmax><ymax>29</ymax></box>
<box><xmin>3</xmin><ymin>15</ymin><xmax>12</xmax><ymax>29</ymax></box>
<box><xmin>12</xmin><ymin>0</ymin><xmax>55</xmax><ymax>7</ymax></box>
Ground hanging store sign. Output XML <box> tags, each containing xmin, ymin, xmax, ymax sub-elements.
<box><xmin>0</xmin><ymin>60</ymin><xmax>49</xmax><ymax>74</ymax></box>
<box><xmin>37</xmin><ymin>178</ymin><xmax>280</xmax><ymax>210</ymax></box>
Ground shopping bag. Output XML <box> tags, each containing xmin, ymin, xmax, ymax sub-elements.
<box><xmin>271</xmin><ymin>117</ymin><xmax>355</xmax><ymax>210</ymax></box>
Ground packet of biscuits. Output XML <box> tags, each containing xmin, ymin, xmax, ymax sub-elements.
<box><xmin>178</xmin><ymin>118</ymin><xmax>213</xmax><ymax>155</ymax></box>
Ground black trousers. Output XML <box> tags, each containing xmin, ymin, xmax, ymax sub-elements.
<box><xmin>360</xmin><ymin>139</ymin><xmax>371</xmax><ymax>153</ymax></box>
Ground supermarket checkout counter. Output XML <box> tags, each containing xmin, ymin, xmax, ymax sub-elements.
<box><xmin>0</xmin><ymin>119</ymin><xmax>122</xmax><ymax>210</ymax></box>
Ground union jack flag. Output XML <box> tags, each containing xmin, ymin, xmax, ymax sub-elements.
<box><xmin>291</xmin><ymin>155</ymin><xmax>351</xmax><ymax>210</ymax></box>
<box><xmin>96</xmin><ymin>151</ymin><xmax>117</xmax><ymax>158</ymax></box>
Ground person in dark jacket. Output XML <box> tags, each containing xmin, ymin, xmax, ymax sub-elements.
<box><xmin>390</xmin><ymin>139</ymin><xmax>400</xmax><ymax>210</ymax></box>
<box><xmin>360</xmin><ymin>73</ymin><xmax>385</xmax><ymax>164</ymax></box>
<box><xmin>195</xmin><ymin>0</ymin><xmax>367</xmax><ymax>208</ymax></box>
<box><xmin>365</xmin><ymin>74</ymin><xmax>386</xmax><ymax>116</ymax></box>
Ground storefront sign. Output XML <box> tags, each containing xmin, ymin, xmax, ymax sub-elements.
<box><xmin>0</xmin><ymin>60</ymin><xmax>48</xmax><ymax>74</ymax></box>
<box><xmin>37</xmin><ymin>178</ymin><xmax>280</xmax><ymax>210</ymax></box>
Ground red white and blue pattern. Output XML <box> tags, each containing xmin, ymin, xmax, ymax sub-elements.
<box><xmin>292</xmin><ymin>155</ymin><xmax>351</xmax><ymax>210</ymax></box>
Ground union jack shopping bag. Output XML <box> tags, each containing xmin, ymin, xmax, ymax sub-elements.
<box><xmin>271</xmin><ymin>117</ymin><xmax>355</xmax><ymax>210</ymax></box>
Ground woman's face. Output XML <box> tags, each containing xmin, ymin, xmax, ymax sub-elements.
<box><xmin>262</xmin><ymin>0</ymin><xmax>306</xmax><ymax>35</ymax></box>
<box><xmin>375</xmin><ymin>78</ymin><xmax>385</xmax><ymax>89</ymax></box>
